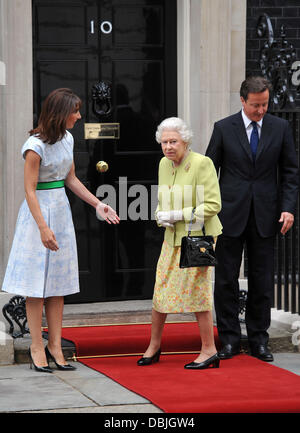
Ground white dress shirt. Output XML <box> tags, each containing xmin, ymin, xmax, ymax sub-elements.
<box><xmin>241</xmin><ymin>109</ymin><xmax>263</xmax><ymax>142</ymax></box>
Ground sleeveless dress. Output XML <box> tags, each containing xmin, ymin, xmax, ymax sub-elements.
<box><xmin>1</xmin><ymin>132</ymin><xmax>79</xmax><ymax>298</ymax></box>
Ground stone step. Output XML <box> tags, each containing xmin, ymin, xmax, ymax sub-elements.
<box><xmin>14</xmin><ymin>300</ymin><xmax>196</xmax><ymax>364</ymax></box>
<box><xmin>59</xmin><ymin>299</ymin><xmax>194</xmax><ymax>327</ymax></box>
<box><xmin>13</xmin><ymin>328</ymin><xmax>297</xmax><ymax>365</ymax></box>
<box><xmin>1</xmin><ymin>299</ymin><xmax>299</xmax><ymax>365</ymax></box>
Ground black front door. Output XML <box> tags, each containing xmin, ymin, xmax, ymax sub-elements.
<box><xmin>32</xmin><ymin>0</ymin><xmax>177</xmax><ymax>303</ymax></box>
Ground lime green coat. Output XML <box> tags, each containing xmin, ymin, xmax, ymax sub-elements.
<box><xmin>157</xmin><ymin>151</ymin><xmax>223</xmax><ymax>247</ymax></box>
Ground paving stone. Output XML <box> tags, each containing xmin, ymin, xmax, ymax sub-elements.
<box><xmin>1</xmin><ymin>353</ymin><xmax>300</xmax><ymax>413</ymax></box>
<box><xmin>272</xmin><ymin>353</ymin><xmax>300</xmax><ymax>376</ymax></box>
<box><xmin>66</xmin><ymin>376</ymin><xmax>149</xmax><ymax>406</ymax></box>
<box><xmin>0</xmin><ymin>374</ymin><xmax>96</xmax><ymax>412</ymax></box>
<box><xmin>20</xmin><ymin>404</ymin><xmax>162</xmax><ymax>413</ymax></box>
<box><xmin>54</xmin><ymin>362</ymin><xmax>149</xmax><ymax>406</ymax></box>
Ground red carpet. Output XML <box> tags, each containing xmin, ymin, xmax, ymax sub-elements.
<box><xmin>61</xmin><ymin>322</ymin><xmax>220</xmax><ymax>357</ymax></box>
<box><xmin>61</xmin><ymin>322</ymin><xmax>300</xmax><ymax>413</ymax></box>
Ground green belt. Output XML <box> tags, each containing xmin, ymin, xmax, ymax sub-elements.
<box><xmin>36</xmin><ymin>180</ymin><xmax>65</xmax><ymax>190</ymax></box>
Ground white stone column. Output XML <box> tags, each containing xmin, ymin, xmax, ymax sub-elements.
<box><xmin>177</xmin><ymin>0</ymin><xmax>191</xmax><ymax>126</ymax></box>
<box><xmin>230</xmin><ymin>0</ymin><xmax>247</xmax><ymax>114</ymax></box>
<box><xmin>177</xmin><ymin>0</ymin><xmax>246</xmax><ymax>154</ymax></box>
<box><xmin>0</xmin><ymin>0</ymin><xmax>33</xmax><ymax>284</ymax></box>
<box><xmin>190</xmin><ymin>0</ymin><xmax>232</xmax><ymax>153</ymax></box>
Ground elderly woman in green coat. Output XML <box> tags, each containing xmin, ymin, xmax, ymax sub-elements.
<box><xmin>137</xmin><ymin>117</ymin><xmax>222</xmax><ymax>369</ymax></box>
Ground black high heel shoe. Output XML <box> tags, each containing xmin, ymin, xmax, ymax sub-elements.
<box><xmin>184</xmin><ymin>353</ymin><xmax>220</xmax><ymax>370</ymax></box>
<box><xmin>28</xmin><ymin>347</ymin><xmax>53</xmax><ymax>373</ymax></box>
<box><xmin>45</xmin><ymin>346</ymin><xmax>76</xmax><ymax>371</ymax></box>
<box><xmin>137</xmin><ymin>348</ymin><xmax>161</xmax><ymax>366</ymax></box>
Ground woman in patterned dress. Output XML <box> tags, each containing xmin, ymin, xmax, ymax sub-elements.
<box><xmin>137</xmin><ymin>117</ymin><xmax>222</xmax><ymax>369</ymax></box>
<box><xmin>2</xmin><ymin>88</ymin><xmax>119</xmax><ymax>372</ymax></box>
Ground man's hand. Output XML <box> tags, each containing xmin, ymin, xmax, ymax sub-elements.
<box><xmin>279</xmin><ymin>212</ymin><xmax>294</xmax><ymax>235</ymax></box>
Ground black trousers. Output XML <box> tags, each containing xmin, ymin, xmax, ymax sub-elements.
<box><xmin>214</xmin><ymin>207</ymin><xmax>275</xmax><ymax>349</ymax></box>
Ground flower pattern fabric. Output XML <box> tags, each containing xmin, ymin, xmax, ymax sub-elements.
<box><xmin>153</xmin><ymin>241</ymin><xmax>213</xmax><ymax>313</ymax></box>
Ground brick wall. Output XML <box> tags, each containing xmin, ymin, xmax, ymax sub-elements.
<box><xmin>246</xmin><ymin>0</ymin><xmax>300</xmax><ymax>81</ymax></box>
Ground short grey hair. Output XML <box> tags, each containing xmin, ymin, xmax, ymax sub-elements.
<box><xmin>155</xmin><ymin>117</ymin><xmax>193</xmax><ymax>145</ymax></box>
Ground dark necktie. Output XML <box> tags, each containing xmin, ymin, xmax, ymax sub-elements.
<box><xmin>250</xmin><ymin>121</ymin><xmax>259</xmax><ymax>160</ymax></box>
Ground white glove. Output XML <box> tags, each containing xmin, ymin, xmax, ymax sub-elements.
<box><xmin>157</xmin><ymin>210</ymin><xmax>183</xmax><ymax>224</ymax></box>
<box><xmin>157</xmin><ymin>219</ymin><xmax>174</xmax><ymax>229</ymax></box>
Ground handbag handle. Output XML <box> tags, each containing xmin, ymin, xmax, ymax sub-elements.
<box><xmin>188</xmin><ymin>207</ymin><xmax>206</xmax><ymax>236</ymax></box>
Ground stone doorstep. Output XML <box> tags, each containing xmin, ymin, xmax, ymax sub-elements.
<box><xmin>14</xmin><ymin>306</ymin><xmax>196</xmax><ymax>364</ymax></box>
<box><xmin>2</xmin><ymin>291</ymin><xmax>299</xmax><ymax>366</ymax></box>
<box><xmin>10</xmin><ymin>303</ymin><xmax>299</xmax><ymax>365</ymax></box>
<box><xmin>13</xmin><ymin>329</ymin><xmax>297</xmax><ymax>366</ymax></box>
<box><xmin>1</xmin><ymin>299</ymin><xmax>299</xmax><ymax>365</ymax></box>
<box><xmin>0</xmin><ymin>331</ymin><xmax>14</xmax><ymax>365</ymax></box>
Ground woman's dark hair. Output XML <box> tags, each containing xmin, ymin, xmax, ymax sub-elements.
<box><xmin>240</xmin><ymin>76</ymin><xmax>272</xmax><ymax>101</ymax></box>
<box><xmin>29</xmin><ymin>88</ymin><xmax>82</xmax><ymax>144</ymax></box>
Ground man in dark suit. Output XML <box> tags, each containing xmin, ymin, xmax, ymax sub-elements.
<box><xmin>206</xmin><ymin>76</ymin><xmax>298</xmax><ymax>362</ymax></box>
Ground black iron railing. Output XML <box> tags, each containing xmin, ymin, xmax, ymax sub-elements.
<box><xmin>273</xmin><ymin>111</ymin><xmax>299</xmax><ymax>314</ymax></box>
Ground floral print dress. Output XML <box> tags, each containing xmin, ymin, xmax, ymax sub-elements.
<box><xmin>152</xmin><ymin>241</ymin><xmax>213</xmax><ymax>313</ymax></box>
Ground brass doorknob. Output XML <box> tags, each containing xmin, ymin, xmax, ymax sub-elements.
<box><xmin>96</xmin><ymin>161</ymin><xmax>109</xmax><ymax>173</ymax></box>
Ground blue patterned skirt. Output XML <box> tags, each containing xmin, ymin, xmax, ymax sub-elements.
<box><xmin>1</xmin><ymin>188</ymin><xmax>79</xmax><ymax>298</ymax></box>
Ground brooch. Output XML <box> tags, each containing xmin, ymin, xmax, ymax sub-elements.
<box><xmin>184</xmin><ymin>162</ymin><xmax>191</xmax><ymax>172</ymax></box>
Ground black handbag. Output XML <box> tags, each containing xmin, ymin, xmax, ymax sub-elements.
<box><xmin>179</xmin><ymin>208</ymin><xmax>218</xmax><ymax>268</ymax></box>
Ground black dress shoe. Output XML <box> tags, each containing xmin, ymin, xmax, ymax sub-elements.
<box><xmin>184</xmin><ymin>353</ymin><xmax>220</xmax><ymax>370</ymax></box>
<box><xmin>45</xmin><ymin>346</ymin><xmax>77</xmax><ymax>371</ymax></box>
<box><xmin>28</xmin><ymin>348</ymin><xmax>53</xmax><ymax>373</ymax></box>
<box><xmin>218</xmin><ymin>344</ymin><xmax>240</xmax><ymax>360</ymax></box>
<box><xmin>137</xmin><ymin>349</ymin><xmax>161</xmax><ymax>366</ymax></box>
<box><xmin>251</xmin><ymin>345</ymin><xmax>274</xmax><ymax>362</ymax></box>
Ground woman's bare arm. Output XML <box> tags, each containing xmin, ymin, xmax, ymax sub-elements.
<box><xmin>65</xmin><ymin>162</ymin><xmax>120</xmax><ymax>224</ymax></box>
<box><xmin>24</xmin><ymin>150</ymin><xmax>59</xmax><ymax>250</ymax></box>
